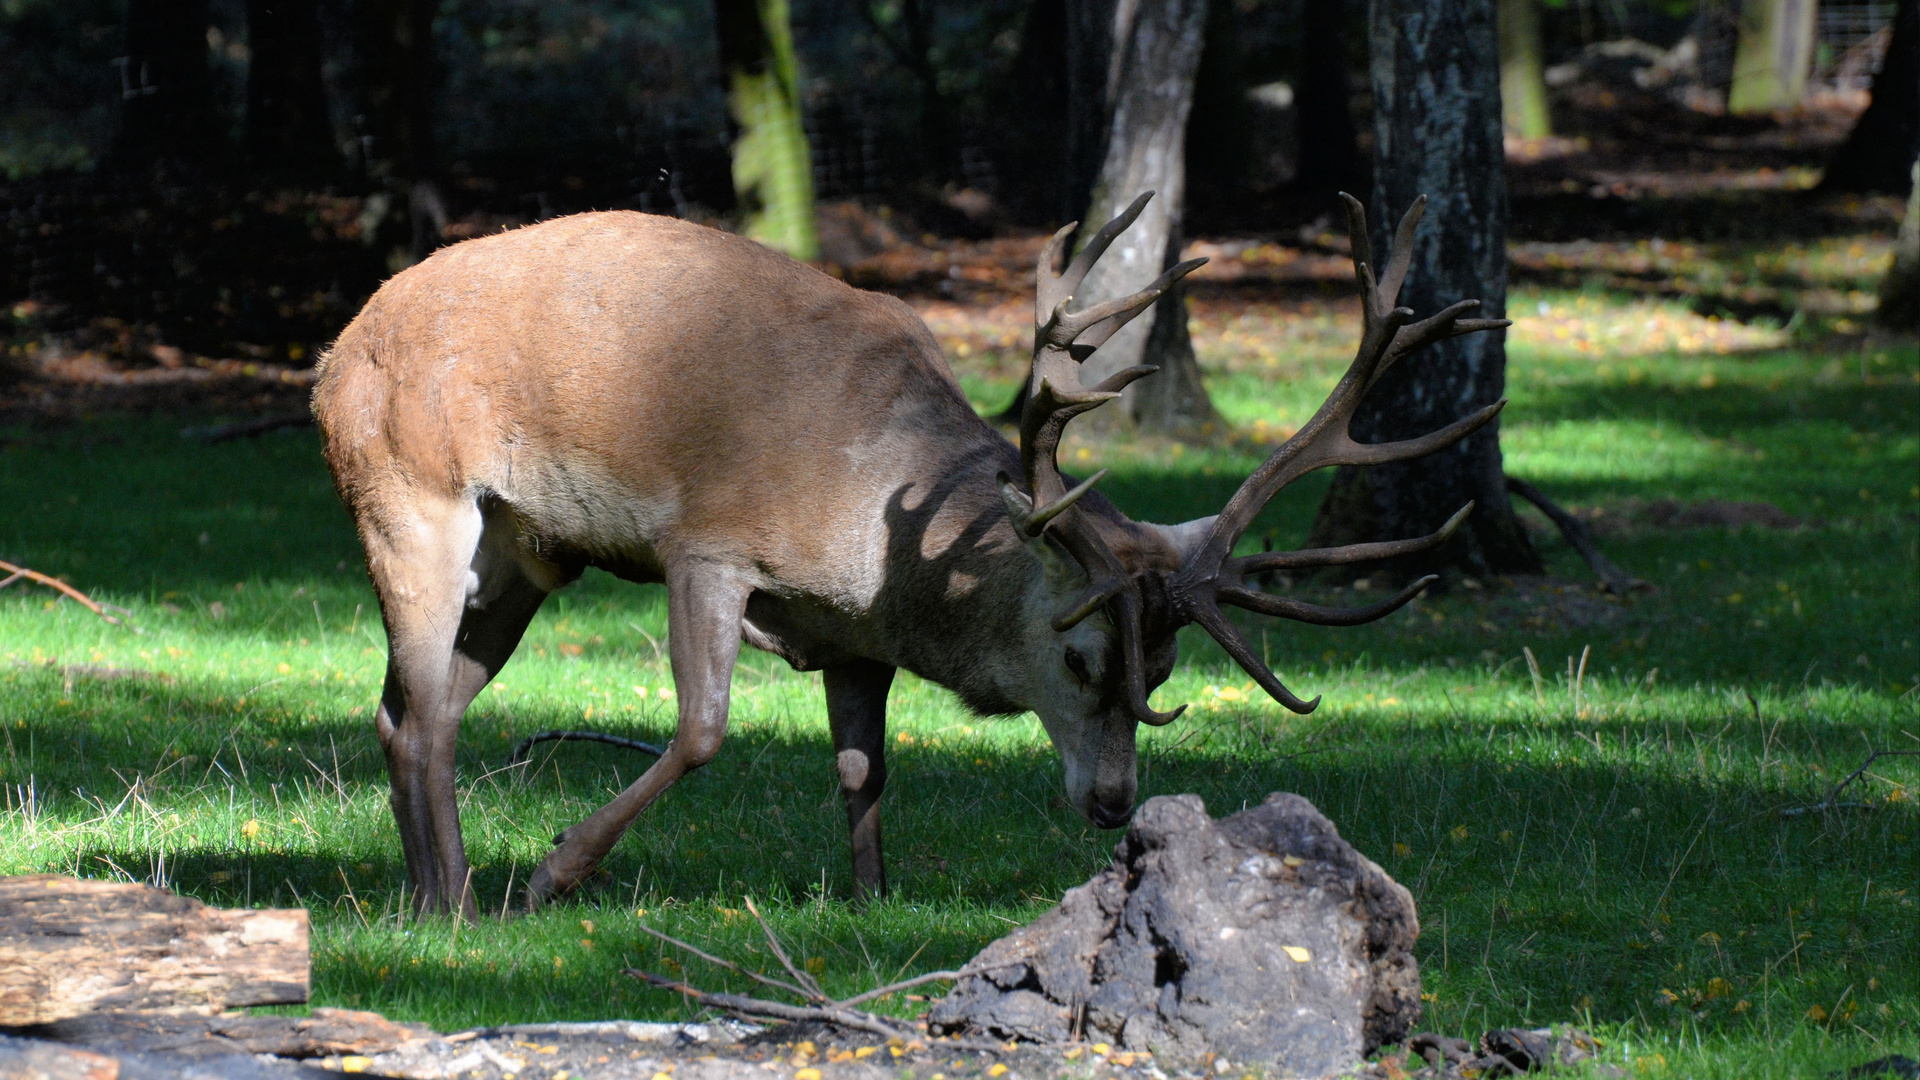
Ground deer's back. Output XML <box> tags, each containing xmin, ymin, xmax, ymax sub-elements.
<box><xmin>314</xmin><ymin>211</ymin><xmax>993</xmax><ymax>584</ymax></box>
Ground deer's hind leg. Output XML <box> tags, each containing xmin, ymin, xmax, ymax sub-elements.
<box><xmin>364</xmin><ymin>492</ymin><xmax>554</xmax><ymax>918</ymax></box>
<box><xmin>526</xmin><ymin>559</ymin><xmax>749</xmax><ymax>908</ymax></box>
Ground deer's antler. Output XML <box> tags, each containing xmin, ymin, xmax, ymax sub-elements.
<box><xmin>1162</xmin><ymin>194</ymin><xmax>1509</xmax><ymax>713</ymax></box>
<box><xmin>998</xmin><ymin>191</ymin><xmax>1205</xmax><ymax>726</ymax></box>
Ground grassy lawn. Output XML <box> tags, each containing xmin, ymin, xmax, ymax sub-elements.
<box><xmin>1</xmin><ymin>287</ymin><xmax>1915</xmax><ymax>1077</ymax></box>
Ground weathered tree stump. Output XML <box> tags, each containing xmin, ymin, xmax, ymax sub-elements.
<box><xmin>930</xmin><ymin>793</ymin><xmax>1421</xmax><ymax>1076</ymax></box>
<box><xmin>0</xmin><ymin>875</ymin><xmax>308</xmax><ymax>1025</ymax></box>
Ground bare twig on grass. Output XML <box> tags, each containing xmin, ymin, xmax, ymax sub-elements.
<box><xmin>1780</xmin><ymin>749</ymin><xmax>1920</xmax><ymax>816</ymax></box>
<box><xmin>636</xmin><ymin>922</ymin><xmax>815</xmax><ymax>1001</ymax></box>
<box><xmin>626</xmin><ymin>969</ymin><xmax>913</xmax><ymax>1041</ymax></box>
<box><xmin>1506</xmin><ymin>477</ymin><xmax>1653</xmax><ymax>593</ymax></box>
<box><xmin>631</xmin><ymin>909</ymin><xmax>1022</xmax><ymax>1049</ymax></box>
<box><xmin>0</xmin><ymin>560</ymin><xmax>131</xmax><ymax>627</ymax></box>
<box><xmin>745</xmin><ymin>896</ymin><xmax>827</xmax><ymax>1001</ymax></box>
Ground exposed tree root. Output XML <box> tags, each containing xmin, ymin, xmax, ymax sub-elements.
<box><xmin>1505</xmin><ymin>477</ymin><xmax>1652</xmax><ymax>594</ymax></box>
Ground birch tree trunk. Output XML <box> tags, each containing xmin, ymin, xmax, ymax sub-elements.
<box><xmin>1727</xmin><ymin>0</ymin><xmax>1816</xmax><ymax>114</ymax></box>
<box><xmin>1075</xmin><ymin>0</ymin><xmax>1221</xmax><ymax>435</ymax></box>
<box><xmin>716</xmin><ymin>0</ymin><xmax>818</xmax><ymax>260</ymax></box>
<box><xmin>1305</xmin><ymin>0</ymin><xmax>1540</xmax><ymax>580</ymax></box>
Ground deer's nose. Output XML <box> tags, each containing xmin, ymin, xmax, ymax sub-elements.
<box><xmin>1088</xmin><ymin>800</ymin><xmax>1134</xmax><ymax>830</ymax></box>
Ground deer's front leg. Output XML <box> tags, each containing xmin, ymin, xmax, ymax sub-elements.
<box><xmin>525</xmin><ymin>562</ymin><xmax>749</xmax><ymax>909</ymax></box>
<box><xmin>825</xmin><ymin>659</ymin><xmax>895</xmax><ymax>902</ymax></box>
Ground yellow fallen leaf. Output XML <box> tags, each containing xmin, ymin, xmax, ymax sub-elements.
<box><xmin>1092</xmin><ymin>1043</ymin><xmax>1111</xmax><ymax>1055</ymax></box>
<box><xmin>1283</xmin><ymin>946</ymin><xmax>1311</xmax><ymax>962</ymax></box>
<box><xmin>988</xmin><ymin>1066</ymin><xmax>1009</xmax><ymax>1077</ymax></box>
<box><xmin>796</xmin><ymin>1070</ymin><xmax>822</xmax><ymax>1080</ymax></box>
<box><xmin>1282</xmin><ymin>855</ymin><xmax>1304</xmax><ymax>867</ymax></box>
<box><xmin>340</xmin><ymin>1057</ymin><xmax>373</xmax><ymax>1073</ymax></box>
<box><xmin>854</xmin><ymin>1047</ymin><xmax>877</xmax><ymax>1059</ymax></box>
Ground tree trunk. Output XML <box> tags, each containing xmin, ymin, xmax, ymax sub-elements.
<box><xmin>1820</xmin><ymin>0</ymin><xmax>1919</xmax><ymax>195</ymax></box>
<box><xmin>245</xmin><ymin>0</ymin><xmax>338</xmax><ymax>171</ymax></box>
<box><xmin>111</xmin><ymin>0</ymin><xmax>220</xmax><ymax>170</ymax></box>
<box><xmin>1876</xmin><ymin>159</ymin><xmax>1920</xmax><ymax>331</ymax></box>
<box><xmin>1293</xmin><ymin>0</ymin><xmax>1363</xmax><ymax>198</ymax></box>
<box><xmin>1305</xmin><ymin>0</ymin><xmax>1540</xmax><ymax>580</ymax></box>
<box><xmin>1075</xmin><ymin>0</ymin><xmax>1221</xmax><ymax>435</ymax></box>
<box><xmin>1727</xmin><ymin>0</ymin><xmax>1816</xmax><ymax>114</ymax></box>
<box><xmin>1499</xmin><ymin>0</ymin><xmax>1551</xmax><ymax>138</ymax></box>
<box><xmin>716</xmin><ymin>0</ymin><xmax>819</xmax><ymax>260</ymax></box>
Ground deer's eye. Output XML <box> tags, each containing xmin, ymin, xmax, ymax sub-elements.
<box><xmin>1064</xmin><ymin>646</ymin><xmax>1091</xmax><ymax>684</ymax></box>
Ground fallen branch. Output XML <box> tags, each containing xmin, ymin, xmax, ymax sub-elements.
<box><xmin>1780</xmin><ymin>749</ymin><xmax>1920</xmax><ymax>816</ymax></box>
<box><xmin>636</xmin><ymin>922</ymin><xmax>815</xmax><ymax>1002</ymax></box>
<box><xmin>745</xmin><ymin>896</ymin><xmax>827</xmax><ymax>1001</ymax></box>
<box><xmin>505</xmin><ymin>729</ymin><xmax>666</xmax><ymax>769</ymax></box>
<box><xmin>625</xmin><ymin>970</ymin><xmax>911</xmax><ymax>1041</ymax></box>
<box><xmin>1505</xmin><ymin>477</ymin><xmax>1653</xmax><ymax>594</ymax></box>
<box><xmin>0</xmin><ymin>561</ymin><xmax>129</xmax><ymax>627</ymax></box>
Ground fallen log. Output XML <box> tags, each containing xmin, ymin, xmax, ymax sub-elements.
<box><xmin>0</xmin><ymin>875</ymin><xmax>308</xmax><ymax>1026</ymax></box>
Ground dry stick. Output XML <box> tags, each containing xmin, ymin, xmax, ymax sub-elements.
<box><xmin>1780</xmin><ymin>749</ymin><xmax>1920</xmax><ymax>816</ymax></box>
<box><xmin>0</xmin><ymin>560</ymin><xmax>127</xmax><ymax>626</ymax></box>
<box><xmin>744</xmin><ymin>896</ymin><xmax>827</xmax><ymax>1001</ymax></box>
<box><xmin>636</xmin><ymin>923</ymin><xmax>814</xmax><ymax>1001</ymax></box>
<box><xmin>626</xmin><ymin>970</ymin><xmax>911</xmax><ymax>1040</ymax></box>
<box><xmin>1505</xmin><ymin>477</ymin><xmax>1653</xmax><ymax>593</ymax></box>
<box><xmin>836</xmin><ymin>969</ymin><xmax>968</xmax><ymax>1008</ymax></box>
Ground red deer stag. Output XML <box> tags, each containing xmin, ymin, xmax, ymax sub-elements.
<box><xmin>313</xmin><ymin>191</ymin><xmax>1504</xmax><ymax>917</ymax></box>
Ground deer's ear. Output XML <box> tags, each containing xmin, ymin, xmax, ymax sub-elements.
<box><xmin>1145</xmin><ymin>516</ymin><xmax>1217</xmax><ymax>570</ymax></box>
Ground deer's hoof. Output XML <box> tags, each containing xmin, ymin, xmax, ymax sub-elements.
<box><xmin>525</xmin><ymin>847</ymin><xmax>594</xmax><ymax>910</ymax></box>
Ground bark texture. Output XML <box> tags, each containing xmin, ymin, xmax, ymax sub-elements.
<box><xmin>112</xmin><ymin>0</ymin><xmax>220</xmax><ymax>170</ymax></box>
<box><xmin>0</xmin><ymin>875</ymin><xmax>309</xmax><ymax>1026</ymax></box>
<box><xmin>1728</xmin><ymin>0</ymin><xmax>1816</xmax><ymax>114</ymax></box>
<box><xmin>1307</xmin><ymin>0</ymin><xmax>1541</xmax><ymax>579</ymax></box>
<box><xmin>1075</xmin><ymin>0</ymin><xmax>1221</xmax><ymax>435</ymax></box>
<box><xmin>1820</xmin><ymin>0</ymin><xmax>1919</xmax><ymax>196</ymax></box>
<box><xmin>245</xmin><ymin>0</ymin><xmax>338</xmax><ymax>171</ymax></box>
<box><xmin>929</xmin><ymin>792</ymin><xmax>1421</xmax><ymax>1073</ymax></box>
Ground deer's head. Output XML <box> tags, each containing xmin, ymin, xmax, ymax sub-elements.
<box><xmin>1003</xmin><ymin>192</ymin><xmax>1509</xmax><ymax>828</ymax></box>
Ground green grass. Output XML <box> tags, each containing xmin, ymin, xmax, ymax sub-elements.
<box><xmin>1</xmin><ymin>295</ymin><xmax>1915</xmax><ymax>1077</ymax></box>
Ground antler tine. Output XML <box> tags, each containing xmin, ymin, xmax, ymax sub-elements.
<box><xmin>1040</xmin><ymin>191</ymin><xmax>1157</xmax><ymax>319</ymax></box>
<box><xmin>1035</xmin><ymin>223</ymin><xmax>1079</xmax><ymax>326</ymax></box>
<box><xmin>1375</xmin><ymin>194</ymin><xmax>1425</xmax><ymax>307</ymax></box>
<box><xmin>1059</xmin><ymin>257</ymin><xmax>1209</xmax><ymax>358</ymax></box>
<box><xmin>1229</xmin><ymin>503</ymin><xmax>1473</xmax><ymax>575</ymax></box>
<box><xmin>1186</xmin><ymin>602</ymin><xmax>1322</xmax><ymax>714</ymax></box>
<box><xmin>1218</xmin><ymin>574</ymin><xmax>1438</xmax><ymax>626</ymax></box>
